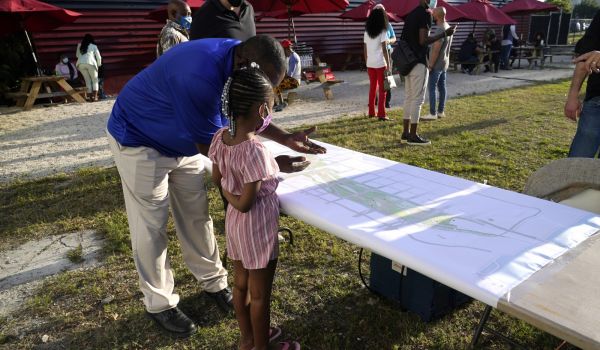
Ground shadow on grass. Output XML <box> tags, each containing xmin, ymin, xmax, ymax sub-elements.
<box><xmin>425</xmin><ymin>118</ymin><xmax>509</xmax><ymax>140</ymax></box>
<box><xmin>0</xmin><ymin>167</ymin><xmax>124</xmax><ymax>245</ymax></box>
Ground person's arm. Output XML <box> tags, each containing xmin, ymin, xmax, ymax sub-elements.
<box><xmin>260</xmin><ymin>124</ymin><xmax>326</xmax><ymax>155</ymax></box>
<box><xmin>363</xmin><ymin>43</ymin><xmax>368</xmax><ymax>65</ymax></box>
<box><xmin>510</xmin><ymin>25</ymin><xmax>518</xmax><ymax>41</ymax></box>
<box><xmin>76</xmin><ymin>43</ymin><xmax>81</xmax><ymax>59</ymax></box>
<box><xmin>221</xmin><ymin>181</ymin><xmax>261</xmax><ymax>213</ymax></box>
<box><xmin>564</xmin><ymin>62</ymin><xmax>589</xmax><ymax>121</ymax></box>
<box><xmin>381</xmin><ymin>39</ymin><xmax>390</xmax><ymax>70</ymax></box>
<box><xmin>94</xmin><ymin>45</ymin><xmax>102</xmax><ymax>67</ymax></box>
<box><xmin>196</xmin><ymin>143</ymin><xmax>210</xmax><ymax>156</ymax></box>
<box><xmin>429</xmin><ymin>38</ymin><xmax>443</xmax><ymax>70</ymax></box>
<box><xmin>420</xmin><ymin>26</ymin><xmax>455</xmax><ymax>46</ymax></box>
<box><xmin>388</xmin><ymin>23</ymin><xmax>397</xmax><ymax>44</ymax></box>
<box><xmin>573</xmin><ymin>50</ymin><xmax>600</xmax><ymax>74</ymax></box>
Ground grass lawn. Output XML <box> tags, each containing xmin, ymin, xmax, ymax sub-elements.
<box><xmin>0</xmin><ymin>80</ymin><xmax>583</xmax><ymax>349</ymax></box>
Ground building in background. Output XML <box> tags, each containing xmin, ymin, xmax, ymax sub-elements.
<box><xmin>32</xmin><ymin>0</ymin><xmax>526</xmax><ymax>94</ymax></box>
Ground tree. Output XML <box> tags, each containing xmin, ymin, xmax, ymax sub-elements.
<box><xmin>547</xmin><ymin>0</ymin><xmax>573</xmax><ymax>13</ymax></box>
<box><xmin>573</xmin><ymin>0</ymin><xmax>600</xmax><ymax>18</ymax></box>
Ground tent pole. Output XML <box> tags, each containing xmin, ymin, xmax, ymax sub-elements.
<box><xmin>24</xmin><ymin>29</ymin><xmax>42</xmax><ymax>76</ymax></box>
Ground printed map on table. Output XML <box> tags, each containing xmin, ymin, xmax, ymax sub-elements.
<box><xmin>265</xmin><ymin>141</ymin><xmax>600</xmax><ymax>306</ymax></box>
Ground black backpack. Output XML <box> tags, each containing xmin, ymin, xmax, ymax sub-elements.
<box><xmin>391</xmin><ymin>39</ymin><xmax>418</xmax><ymax>76</ymax></box>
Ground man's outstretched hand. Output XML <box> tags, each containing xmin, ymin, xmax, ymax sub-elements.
<box><xmin>284</xmin><ymin>126</ymin><xmax>327</xmax><ymax>154</ymax></box>
<box><xmin>276</xmin><ymin>155</ymin><xmax>311</xmax><ymax>173</ymax></box>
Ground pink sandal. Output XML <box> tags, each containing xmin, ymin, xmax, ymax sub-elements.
<box><xmin>269</xmin><ymin>326</ymin><xmax>282</xmax><ymax>342</ymax></box>
<box><xmin>278</xmin><ymin>341</ymin><xmax>300</xmax><ymax>350</ymax></box>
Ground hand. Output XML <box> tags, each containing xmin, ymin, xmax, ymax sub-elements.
<box><xmin>564</xmin><ymin>95</ymin><xmax>582</xmax><ymax>121</ymax></box>
<box><xmin>284</xmin><ymin>126</ymin><xmax>327</xmax><ymax>154</ymax></box>
<box><xmin>276</xmin><ymin>155</ymin><xmax>311</xmax><ymax>173</ymax></box>
<box><xmin>573</xmin><ymin>51</ymin><xmax>600</xmax><ymax>74</ymax></box>
<box><xmin>445</xmin><ymin>26</ymin><xmax>456</xmax><ymax>37</ymax></box>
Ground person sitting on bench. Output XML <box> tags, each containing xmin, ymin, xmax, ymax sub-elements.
<box><xmin>459</xmin><ymin>33</ymin><xmax>481</xmax><ymax>74</ymax></box>
<box><xmin>274</xmin><ymin>39</ymin><xmax>301</xmax><ymax>112</ymax></box>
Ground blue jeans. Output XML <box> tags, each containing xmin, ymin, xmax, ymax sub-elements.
<box><xmin>568</xmin><ymin>96</ymin><xmax>600</xmax><ymax>158</ymax></box>
<box><xmin>428</xmin><ymin>69</ymin><xmax>447</xmax><ymax>115</ymax></box>
<box><xmin>500</xmin><ymin>44</ymin><xmax>512</xmax><ymax>69</ymax></box>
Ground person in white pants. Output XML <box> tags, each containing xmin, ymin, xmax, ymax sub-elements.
<box><xmin>76</xmin><ymin>33</ymin><xmax>101</xmax><ymax>102</ymax></box>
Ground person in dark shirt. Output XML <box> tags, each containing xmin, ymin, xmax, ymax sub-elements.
<box><xmin>400</xmin><ymin>0</ymin><xmax>455</xmax><ymax>145</ymax></box>
<box><xmin>483</xmin><ymin>33</ymin><xmax>501</xmax><ymax>73</ymax></box>
<box><xmin>189</xmin><ymin>0</ymin><xmax>255</xmax><ymax>41</ymax></box>
<box><xmin>458</xmin><ymin>33</ymin><xmax>481</xmax><ymax>74</ymax></box>
<box><xmin>564</xmin><ymin>10</ymin><xmax>600</xmax><ymax>158</ymax></box>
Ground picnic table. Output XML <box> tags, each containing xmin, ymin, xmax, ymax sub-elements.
<box><xmin>5</xmin><ymin>76</ymin><xmax>86</xmax><ymax>111</ymax></box>
<box><xmin>450</xmin><ymin>49</ymin><xmax>499</xmax><ymax>75</ymax></box>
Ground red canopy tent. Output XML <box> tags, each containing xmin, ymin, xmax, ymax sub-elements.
<box><xmin>145</xmin><ymin>0</ymin><xmax>205</xmax><ymax>22</ymax></box>
<box><xmin>500</xmin><ymin>0</ymin><xmax>558</xmax><ymax>15</ymax></box>
<box><xmin>0</xmin><ymin>0</ymin><xmax>82</xmax><ymax>75</ymax></box>
<box><xmin>380</xmin><ymin>0</ymin><xmax>468</xmax><ymax>22</ymax></box>
<box><xmin>455</xmin><ymin>0</ymin><xmax>516</xmax><ymax>26</ymax></box>
<box><xmin>339</xmin><ymin>0</ymin><xmax>401</xmax><ymax>22</ymax></box>
<box><xmin>251</xmin><ymin>0</ymin><xmax>349</xmax><ymax>43</ymax></box>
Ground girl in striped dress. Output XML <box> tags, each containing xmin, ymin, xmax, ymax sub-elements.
<box><xmin>209</xmin><ymin>64</ymin><xmax>300</xmax><ymax>350</ymax></box>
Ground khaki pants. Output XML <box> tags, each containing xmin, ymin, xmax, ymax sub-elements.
<box><xmin>403</xmin><ymin>63</ymin><xmax>429</xmax><ymax>124</ymax></box>
<box><xmin>107</xmin><ymin>131</ymin><xmax>228</xmax><ymax>313</ymax></box>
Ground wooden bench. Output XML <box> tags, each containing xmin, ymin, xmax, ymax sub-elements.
<box><xmin>547</xmin><ymin>45</ymin><xmax>576</xmax><ymax>63</ymax></box>
<box><xmin>450</xmin><ymin>50</ymin><xmax>484</xmax><ymax>74</ymax></box>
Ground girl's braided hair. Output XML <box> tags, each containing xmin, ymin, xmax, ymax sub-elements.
<box><xmin>221</xmin><ymin>62</ymin><xmax>273</xmax><ymax>136</ymax></box>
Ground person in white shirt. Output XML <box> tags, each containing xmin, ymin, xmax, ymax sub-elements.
<box><xmin>76</xmin><ymin>33</ymin><xmax>102</xmax><ymax>102</ymax></box>
<box><xmin>363</xmin><ymin>6</ymin><xmax>391</xmax><ymax>121</ymax></box>
<box><xmin>500</xmin><ymin>24</ymin><xmax>518</xmax><ymax>70</ymax></box>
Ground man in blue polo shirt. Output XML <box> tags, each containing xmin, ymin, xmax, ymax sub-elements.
<box><xmin>106</xmin><ymin>35</ymin><xmax>325</xmax><ymax>337</ymax></box>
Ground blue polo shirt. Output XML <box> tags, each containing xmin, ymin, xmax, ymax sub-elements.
<box><xmin>107</xmin><ymin>38</ymin><xmax>240</xmax><ymax>157</ymax></box>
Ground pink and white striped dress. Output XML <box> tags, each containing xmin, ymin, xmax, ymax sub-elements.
<box><xmin>208</xmin><ymin>128</ymin><xmax>280</xmax><ymax>270</ymax></box>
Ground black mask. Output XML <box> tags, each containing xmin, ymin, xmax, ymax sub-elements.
<box><xmin>229</xmin><ymin>0</ymin><xmax>242</xmax><ymax>7</ymax></box>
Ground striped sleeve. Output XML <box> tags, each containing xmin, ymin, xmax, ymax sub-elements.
<box><xmin>241</xmin><ymin>143</ymin><xmax>275</xmax><ymax>184</ymax></box>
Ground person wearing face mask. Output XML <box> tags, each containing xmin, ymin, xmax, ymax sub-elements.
<box><xmin>209</xmin><ymin>64</ymin><xmax>301</xmax><ymax>350</ymax></box>
<box><xmin>157</xmin><ymin>0</ymin><xmax>192</xmax><ymax>57</ymax></box>
<box><xmin>189</xmin><ymin>0</ymin><xmax>256</xmax><ymax>41</ymax></box>
<box><xmin>400</xmin><ymin>0</ymin><xmax>455</xmax><ymax>145</ymax></box>
<box><xmin>106</xmin><ymin>35</ymin><xmax>325</xmax><ymax>338</ymax></box>
<box><xmin>55</xmin><ymin>53</ymin><xmax>79</xmax><ymax>87</ymax></box>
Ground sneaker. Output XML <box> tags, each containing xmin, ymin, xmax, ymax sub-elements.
<box><xmin>420</xmin><ymin>114</ymin><xmax>438</xmax><ymax>120</ymax></box>
<box><xmin>385</xmin><ymin>103</ymin><xmax>391</xmax><ymax>109</ymax></box>
<box><xmin>146</xmin><ymin>307</ymin><xmax>197</xmax><ymax>338</ymax></box>
<box><xmin>400</xmin><ymin>132</ymin><xmax>408</xmax><ymax>144</ymax></box>
<box><xmin>407</xmin><ymin>134</ymin><xmax>431</xmax><ymax>146</ymax></box>
<box><xmin>437</xmin><ymin>112</ymin><xmax>446</xmax><ymax>119</ymax></box>
<box><xmin>205</xmin><ymin>287</ymin><xmax>233</xmax><ymax>312</ymax></box>
<box><xmin>378</xmin><ymin>116</ymin><xmax>392</xmax><ymax>121</ymax></box>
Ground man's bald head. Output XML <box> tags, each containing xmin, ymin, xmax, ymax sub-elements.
<box><xmin>235</xmin><ymin>35</ymin><xmax>286</xmax><ymax>87</ymax></box>
<box><xmin>432</xmin><ymin>7</ymin><xmax>446</xmax><ymax>21</ymax></box>
<box><xmin>168</xmin><ymin>0</ymin><xmax>191</xmax><ymax>21</ymax></box>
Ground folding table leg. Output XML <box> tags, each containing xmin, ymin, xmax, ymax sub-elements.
<box><xmin>470</xmin><ymin>305</ymin><xmax>493</xmax><ymax>348</ymax></box>
<box><xmin>470</xmin><ymin>305</ymin><xmax>528</xmax><ymax>349</ymax></box>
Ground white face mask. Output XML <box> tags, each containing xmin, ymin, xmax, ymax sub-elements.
<box><xmin>428</xmin><ymin>0</ymin><xmax>437</xmax><ymax>8</ymax></box>
<box><xmin>62</xmin><ymin>58</ymin><xmax>69</xmax><ymax>64</ymax></box>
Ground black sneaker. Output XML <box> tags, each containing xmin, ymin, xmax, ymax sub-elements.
<box><xmin>205</xmin><ymin>287</ymin><xmax>233</xmax><ymax>312</ymax></box>
<box><xmin>401</xmin><ymin>132</ymin><xmax>408</xmax><ymax>144</ymax></box>
<box><xmin>407</xmin><ymin>134</ymin><xmax>431</xmax><ymax>146</ymax></box>
<box><xmin>146</xmin><ymin>307</ymin><xmax>197</xmax><ymax>338</ymax></box>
